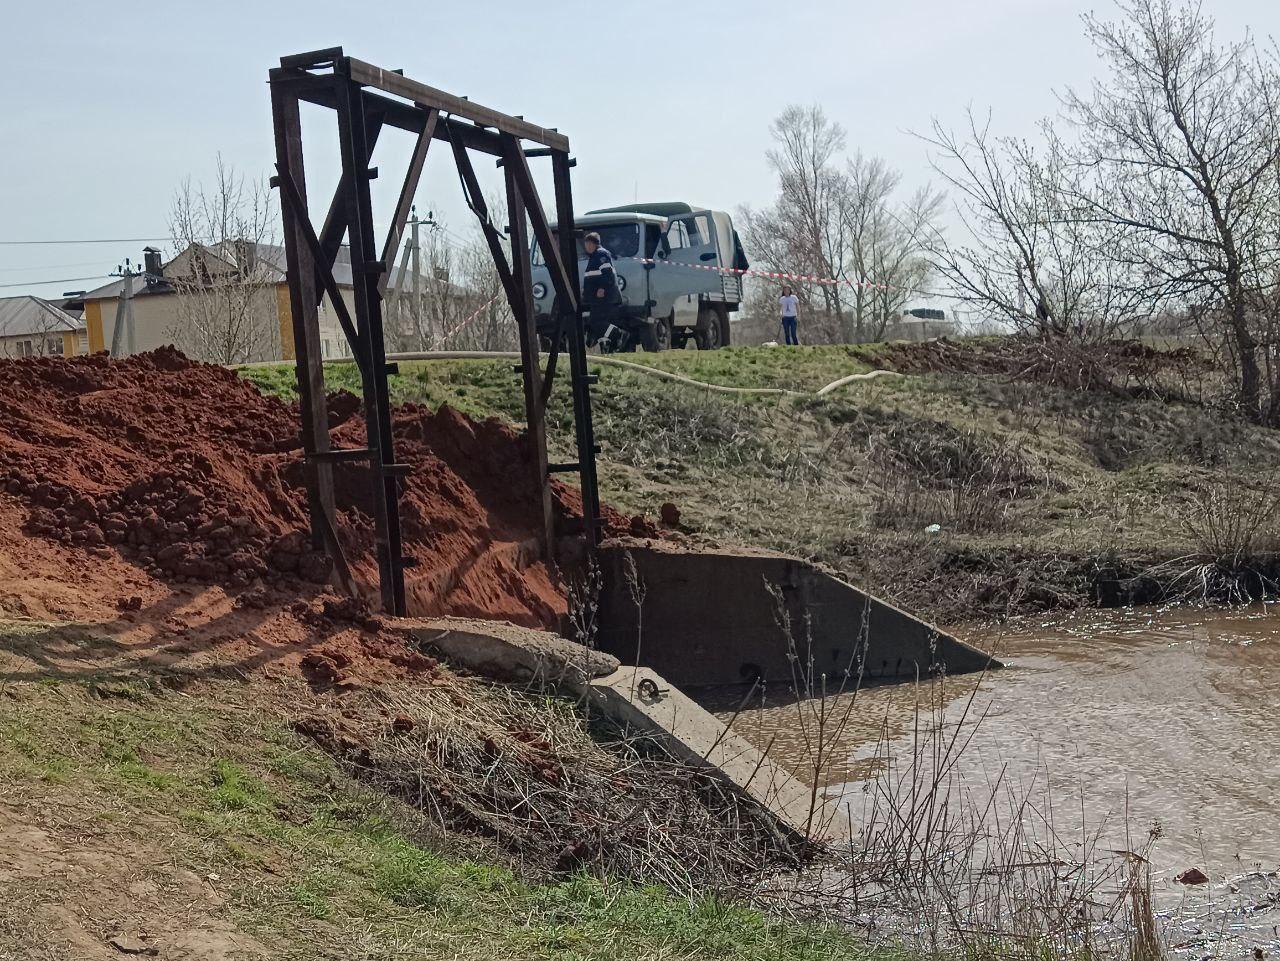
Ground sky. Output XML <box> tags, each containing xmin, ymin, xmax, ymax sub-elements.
<box><xmin>1</xmin><ymin>0</ymin><xmax>1276</xmax><ymax>301</ymax></box>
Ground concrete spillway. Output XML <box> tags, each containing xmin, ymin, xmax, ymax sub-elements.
<box><xmin>593</xmin><ymin>539</ymin><xmax>997</xmax><ymax>689</ymax></box>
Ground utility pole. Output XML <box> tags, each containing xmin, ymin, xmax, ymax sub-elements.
<box><xmin>109</xmin><ymin>258</ymin><xmax>139</xmax><ymax>356</ymax></box>
<box><xmin>400</xmin><ymin>206</ymin><xmax>438</xmax><ymax>345</ymax></box>
<box><xmin>410</xmin><ymin>207</ymin><xmax>421</xmax><ymax>338</ymax></box>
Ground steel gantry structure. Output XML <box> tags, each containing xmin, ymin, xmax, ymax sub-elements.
<box><xmin>269</xmin><ymin>48</ymin><xmax>602</xmax><ymax>616</ymax></box>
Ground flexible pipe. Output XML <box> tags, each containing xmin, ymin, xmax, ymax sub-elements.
<box><xmin>236</xmin><ymin>351</ymin><xmax>901</xmax><ymax>398</ymax></box>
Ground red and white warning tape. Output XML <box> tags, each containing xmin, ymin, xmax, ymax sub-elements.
<box><xmin>631</xmin><ymin>257</ymin><xmax>905</xmax><ymax>292</ymax></box>
<box><xmin>431</xmin><ymin>292</ymin><xmax>504</xmax><ymax>348</ymax></box>
<box><xmin>432</xmin><ymin>255</ymin><xmax>924</xmax><ymax>349</ymax></box>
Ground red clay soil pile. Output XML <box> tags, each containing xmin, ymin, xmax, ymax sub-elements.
<box><xmin>0</xmin><ymin>348</ymin><xmax>639</xmax><ymax>629</ymax></box>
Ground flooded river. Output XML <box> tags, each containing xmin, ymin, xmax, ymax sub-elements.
<box><xmin>712</xmin><ymin>604</ymin><xmax>1280</xmax><ymax>954</ymax></box>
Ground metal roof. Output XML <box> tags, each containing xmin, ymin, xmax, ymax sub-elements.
<box><xmin>587</xmin><ymin>202</ymin><xmax>703</xmax><ymax>218</ymax></box>
<box><xmin>0</xmin><ymin>296</ymin><xmax>85</xmax><ymax>338</ymax></box>
<box><xmin>78</xmin><ymin>243</ymin><xmax>450</xmax><ymax>298</ymax></box>
<box><xmin>573</xmin><ymin>211</ymin><xmax>669</xmax><ymax>227</ymax></box>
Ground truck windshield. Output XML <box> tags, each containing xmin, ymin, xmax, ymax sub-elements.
<box><xmin>531</xmin><ymin>223</ymin><xmax>641</xmax><ymax>265</ymax></box>
<box><xmin>576</xmin><ymin>224</ymin><xmax>640</xmax><ymax>259</ymax></box>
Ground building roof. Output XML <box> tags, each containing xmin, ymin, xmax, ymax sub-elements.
<box><xmin>78</xmin><ymin>242</ymin><xmax>459</xmax><ymax>299</ymax></box>
<box><xmin>0</xmin><ymin>296</ymin><xmax>85</xmax><ymax>338</ymax></box>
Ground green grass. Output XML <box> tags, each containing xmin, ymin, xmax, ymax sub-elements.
<box><xmin>0</xmin><ymin>674</ymin><xmax>879</xmax><ymax>961</ymax></box>
<box><xmin>241</xmin><ymin>345</ymin><xmax>883</xmax><ymax>400</ymax></box>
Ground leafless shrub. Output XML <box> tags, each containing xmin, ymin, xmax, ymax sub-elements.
<box><xmin>300</xmin><ymin>678</ymin><xmax>807</xmax><ymax>893</ymax></box>
<box><xmin>865</xmin><ymin>425</ymin><xmax>1040</xmax><ymax>533</ymax></box>
<box><xmin>1149</xmin><ymin>475</ymin><xmax>1280</xmax><ymax>601</ymax></box>
<box><xmin>1178</xmin><ymin>477</ymin><xmax>1280</xmax><ymax>563</ymax></box>
<box><xmin>566</xmin><ymin>557</ymin><xmax>603</xmax><ymax>651</ymax></box>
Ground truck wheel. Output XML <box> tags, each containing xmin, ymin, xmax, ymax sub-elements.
<box><xmin>695</xmin><ymin>306</ymin><xmax>725</xmax><ymax>351</ymax></box>
<box><xmin>640</xmin><ymin>316</ymin><xmax>672</xmax><ymax>353</ymax></box>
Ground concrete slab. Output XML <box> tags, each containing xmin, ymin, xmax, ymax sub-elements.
<box><xmin>399</xmin><ymin>615</ymin><xmax>844</xmax><ymax>844</ymax></box>
<box><xmin>400</xmin><ymin>616</ymin><xmax>618</xmax><ymax>688</ymax></box>
<box><xmin>585</xmin><ymin>666</ymin><xmax>849</xmax><ymax>843</ymax></box>
<box><xmin>595</xmin><ymin>539</ymin><xmax>998</xmax><ymax>688</ymax></box>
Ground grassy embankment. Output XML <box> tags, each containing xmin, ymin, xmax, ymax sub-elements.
<box><xmin>0</xmin><ymin>656</ymin><xmax>871</xmax><ymax>960</ymax></box>
<box><xmin>244</xmin><ymin>339</ymin><xmax>1280</xmax><ymax>624</ymax></box>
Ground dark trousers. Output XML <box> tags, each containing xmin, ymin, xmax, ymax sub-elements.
<box><xmin>782</xmin><ymin>317</ymin><xmax>799</xmax><ymax>345</ymax></box>
<box><xmin>588</xmin><ymin>298</ymin><xmax>621</xmax><ymax>344</ymax></box>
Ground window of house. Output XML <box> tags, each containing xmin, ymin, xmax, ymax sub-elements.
<box><xmin>47</xmin><ymin>338</ymin><xmax>64</xmax><ymax>356</ymax></box>
<box><xmin>17</xmin><ymin>340</ymin><xmax>33</xmax><ymax>357</ymax></box>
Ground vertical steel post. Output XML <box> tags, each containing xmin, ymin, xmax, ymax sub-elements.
<box><xmin>335</xmin><ymin>68</ymin><xmax>407</xmax><ymax>615</ymax></box>
<box><xmin>270</xmin><ymin>79</ymin><xmax>339</xmax><ymax>555</ymax></box>
<box><xmin>503</xmin><ymin>156</ymin><xmax>556</xmax><ymax>558</ymax></box>
<box><xmin>552</xmin><ymin>150</ymin><xmax>601</xmax><ymax>547</ymax></box>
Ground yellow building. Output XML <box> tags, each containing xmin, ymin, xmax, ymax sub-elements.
<box><xmin>67</xmin><ymin>242</ymin><xmax>469</xmax><ymax>364</ymax></box>
<box><xmin>0</xmin><ymin>296</ymin><xmax>87</xmax><ymax>358</ymax></box>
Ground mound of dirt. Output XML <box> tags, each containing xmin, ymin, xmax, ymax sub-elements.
<box><xmin>878</xmin><ymin>334</ymin><xmax>1211</xmax><ymax>396</ymax></box>
<box><xmin>0</xmin><ymin>348</ymin><xmax>641</xmax><ymax>629</ymax></box>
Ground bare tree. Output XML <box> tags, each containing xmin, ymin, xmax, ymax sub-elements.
<box><xmin>386</xmin><ymin>223</ymin><xmax>469</xmax><ymax>351</ymax></box>
<box><xmin>1</xmin><ymin>301</ymin><xmax>73</xmax><ymax>358</ymax></box>
<box><xmin>845</xmin><ymin>156</ymin><xmax>945</xmax><ymax>340</ymax></box>
<box><xmin>743</xmin><ymin>106</ymin><xmax>941</xmax><ymax>343</ymax></box>
<box><xmin>742</xmin><ymin>105</ymin><xmax>853</xmax><ymax>342</ymax></box>
<box><xmin>1061</xmin><ymin>0</ymin><xmax>1280</xmax><ymax>421</ymax></box>
<box><xmin>923</xmin><ymin>111</ymin><xmax>1144</xmax><ymax>341</ymax></box>
<box><xmin>451</xmin><ymin>238</ymin><xmax>515</xmax><ymax>351</ymax></box>
<box><xmin>383</xmin><ymin>197</ymin><xmax>517</xmax><ymax>353</ymax></box>
<box><xmin>167</xmin><ymin>157</ymin><xmax>281</xmax><ymax>364</ymax></box>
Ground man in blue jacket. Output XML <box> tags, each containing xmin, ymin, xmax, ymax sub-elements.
<box><xmin>582</xmin><ymin>231</ymin><xmax>625</xmax><ymax>351</ymax></box>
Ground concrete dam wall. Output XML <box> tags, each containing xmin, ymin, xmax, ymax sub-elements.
<box><xmin>594</xmin><ymin>539</ymin><xmax>997</xmax><ymax>689</ymax></box>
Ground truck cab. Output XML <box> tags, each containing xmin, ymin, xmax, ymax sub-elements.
<box><xmin>530</xmin><ymin>202</ymin><xmax>748</xmax><ymax>351</ymax></box>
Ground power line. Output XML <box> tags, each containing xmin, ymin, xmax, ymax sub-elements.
<box><xmin>0</xmin><ymin>259</ymin><xmax>116</xmax><ymax>273</ymax></box>
<box><xmin>0</xmin><ymin>274</ymin><xmax>111</xmax><ymax>290</ymax></box>
<box><xmin>0</xmin><ymin>237</ymin><xmax>169</xmax><ymax>246</ymax></box>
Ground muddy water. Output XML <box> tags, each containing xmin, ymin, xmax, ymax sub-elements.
<box><xmin>712</xmin><ymin>604</ymin><xmax>1280</xmax><ymax>950</ymax></box>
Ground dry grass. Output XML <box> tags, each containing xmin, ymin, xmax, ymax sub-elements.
<box><xmin>295</xmin><ymin>674</ymin><xmax>810</xmax><ymax>896</ymax></box>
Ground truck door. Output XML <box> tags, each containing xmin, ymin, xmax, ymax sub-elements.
<box><xmin>662</xmin><ymin>212</ymin><xmax>722</xmax><ymax>328</ymax></box>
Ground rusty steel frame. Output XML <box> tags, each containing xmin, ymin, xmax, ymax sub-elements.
<box><xmin>268</xmin><ymin>47</ymin><xmax>601</xmax><ymax>616</ymax></box>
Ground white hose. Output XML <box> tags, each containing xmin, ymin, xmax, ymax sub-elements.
<box><xmin>814</xmin><ymin>369</ymin><xmax>903</xmax><ymax>396</ymax></box>
<box><xmin>236</xmin><ymin>351</ymin><xmax>901</xmax><ymax>398</ymax></box>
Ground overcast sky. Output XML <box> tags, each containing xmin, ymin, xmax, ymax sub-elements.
<box><xmin>2</xmin><ymin>0</ymin><xmax>1275</xmax><ymax>300</ymax></box>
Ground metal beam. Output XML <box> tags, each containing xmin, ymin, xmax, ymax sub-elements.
<box><xmin>272</xmin><ymin>165</ymin><xmax>366</xmax><ymax>366</ymax></box>
<box><xmin>336</xmin><ymin>73</ymin><xmax>408</xmax><ymax>616</ymax></box>
<box><xmin>379</xmin><ymin>107</ymin><xmax>439</xmax><ymax>297</ymax></box>
<box><xmin>268</xmin><ymin>78</ymin><xmax>358</xmax><ymax>596</ymax></box>
<box><xmin>316</xmin><ymin>103</ymin><xmax>386</xmax><ymax>298</ymax></box>
<box><xmin>449</xmin><ymin>131</ymin><xmax>520</xmax><ymax>308</ymax></box>
<box><xmin>504</xmin><ymin>167</ymin><xmax>556</xmax><ymax>558</ymax></box>
<box><xmin>341</xmin><ymin>55</ymin><xmax>569</xmax><ymax>151</ymax></box>
<box><xmin>272</xmin><ymin>70</ymin><xmax>506</xmax><ymax>155</ymax></box>
<box><xmin>269</xmin><ymin>50</ymin><xmax>603</xmax><ymax>612</ymax></box>
<box><xmin>500</xmin><ymin>134</ymin><xmax>578</xmax><ymax>313</ymax></box>
<box><xmin>553</xmin><ymin>149</ymin><xmax>601</xmax><ymax>549</ymax></box>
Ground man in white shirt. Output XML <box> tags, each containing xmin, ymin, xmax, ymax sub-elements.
<box><xmin>779</xmin><ymin>287</ymin><xmax>800</xmax><ymax>345</ymax></box>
